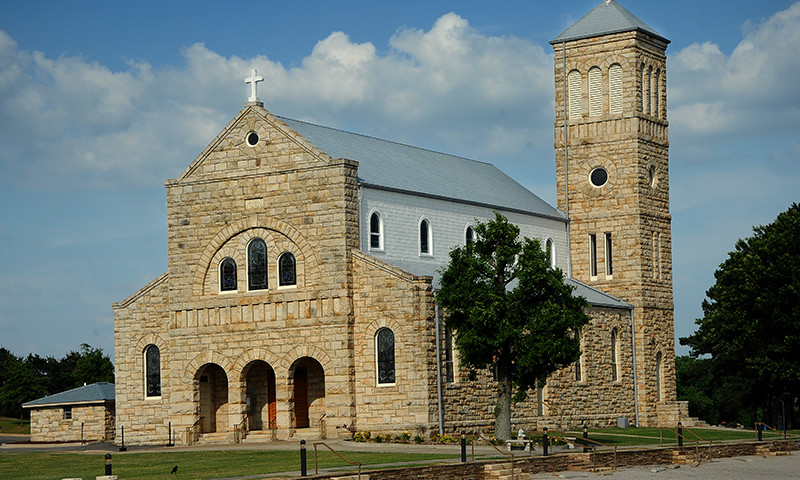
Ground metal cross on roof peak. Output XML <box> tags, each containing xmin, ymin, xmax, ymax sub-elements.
<box><xmin>245</xmin><ymin>68</ymin><xmax>264</xmax><ymax>103</ymax></box>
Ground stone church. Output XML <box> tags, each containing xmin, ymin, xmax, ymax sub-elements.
<box><xmin>112</xmin><ymin>0</ymin><xmax>689</xmax><ymax>445</ymax></box>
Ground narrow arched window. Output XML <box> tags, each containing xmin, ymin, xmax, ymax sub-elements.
<box><xmin>588</xmin><ymin>66</ymin><xmax>602</xmax><ymax>116</ymax></box>
<box><xmin>645</xmin><ymin>65</ymin><xmax>652</xmax><ymax>115</ymax></box>
<box><xmin>145</xmin><ymin>344</ymin><xmax>161</xmax><ymax>397</ymax></box>
<box><xmin>248</xmin><ymin>238</ymin><xmax>268</xmax><ymax>290</ymax></box>
<box><xmin>610</xmin><ymin>328</ymin><xmax>619</xmax><ymax>382</ymax></box>
<box><xmin>656</xmin><ymin>352</ymin><xmax>663</xmax><ymax>401</ymax></box>
<box><xmin>419</xmin><ymin>219</ymin><xmax>431</xmax><ymax>255</ymax></box>
<box><xmin>545</xmin><ymin>238</ymin><xmax>555</xmax><ymax>268</ymax></box>
<box><xmin>369</xmin><ymin>212</ymin><xmax>383</xmax><ymax>250</ymax></box>
<box><xmin>220</xmin><ymin>257</ymin><xmax>237</xmax><ymax>292</ymax></box>
<box><xmin>376</xmin><ymin>328</ymin><xmax>395</xmax><ymax>384</ymax></box>
<box><xmin>278</xmin><ymin>252</ymin><xmax>296</xmax><ymax>287</ymax></box>
<box><xmin>465</xmin><ymin>225</ymin><xmax>474</xmax><ymax>245</ymax></box>
<box><xmin>609</xmin><ymin>64</ymin><xmax>623</xmax><ymax>114</ymax></box>
<box><xmin>567</xmin><ymin>69</ymin><xmax>582</xmax><ymax>119</ymax></box>
<box><xmin>653</xmin><ymin>69</ymin><xmax>661</xmax><ymax>118</ymax></box>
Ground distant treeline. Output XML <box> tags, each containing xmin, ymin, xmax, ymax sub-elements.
<box><xmin>0</xmin><ymin>344</ymin><xmax>114</xmax><ymax>419</ymax></box>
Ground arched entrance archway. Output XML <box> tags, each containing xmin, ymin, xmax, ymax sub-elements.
<box><xmin>195</xmin><ymin>363</ymin><xmax>228</xmax><ymax>434</ymax></box>
<box><xmin>290</xmin><ymin>357</ymin><xmax>325</xmax><ymax>429</ymax></box>
<box><xmin>242</xmin><ymin>360</ymin><xmax>277</xmax><ymax>430</ymax></box>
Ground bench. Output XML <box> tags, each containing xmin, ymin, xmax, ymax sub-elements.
<box><xmin>505</xmin><ymin>439</ymin><xmax>534</xmax><ymax>452</ymax></box>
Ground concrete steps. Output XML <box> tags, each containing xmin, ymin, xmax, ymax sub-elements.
<box><xmin>241</xmin><ymin>429</ymin><xmax>277</xmax><ymax>443</ymax></box>
<box><xmin>196</xmin><ymin>432</ymin><xmax>229</xmax><ymax>445</ymax></box>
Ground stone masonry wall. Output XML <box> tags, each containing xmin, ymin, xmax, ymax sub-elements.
<box><xmin>113</xmin><ymin>104</ymin><xmax>363</xmax><ymax>445</ymax></box>
<box><xmin>351</xmin><ymin>250</ymin><xmax>437</xmax><ymax>436</ymax></box>
<box><xmin>553</xmin><ymin>30</ymin><xmax>677</xmax><ymax>426</ymax></box>
<box><xmin>29</xmin><ymin>404</ymin><xmax>114</xmax><ymax>442</ymax></box>
<box><xmin>440</xmin><ymin>305</ymin><xmax>637</xmax><ymax>435</ymax></box>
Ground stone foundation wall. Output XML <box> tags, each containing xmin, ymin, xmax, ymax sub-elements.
<box><xmin>29</xmin><ymin>404</ymin><xmax>114</xmax><ymax>442</ymax></box>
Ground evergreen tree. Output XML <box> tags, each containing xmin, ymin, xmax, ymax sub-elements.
<box><xmin>681</xmin><ymin>203</ymin><xmax>800</xmax><ymax>427</ymax></box>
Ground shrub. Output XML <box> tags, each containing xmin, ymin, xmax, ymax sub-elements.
<box><xmin>353</xmin><ymin>431</ymin><xmax>371</xmax><ymax>442</ymax></box>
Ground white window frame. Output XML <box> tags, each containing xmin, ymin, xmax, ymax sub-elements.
<box><xmin>375</xmin><ymin>327</ymin><xmax>396</xmax><ymax>386</ymax></box>
<box><xmin>219</xmin><ymin>257</ymin><xmax>238</xmax><ymax>294</ymax></box>
<box><xmin>589</xmin><ymin>234</ymin><xmax>598</xmax><ymax>280</ymax></box>
<box><xmin>545</xmin><ymin>237</ymin><xmax>556</xmax><ymax>269</ymax></box>
<box><xmin>588</xmin><ymin>66</ymin><xmax>602</xmax><ymax>116</ymax></box>
<box><xmin>604</xmin><ymin>232</ymin><xmax>613</xmax><ymax>279</ymax></box>
<box><xmin>567</xmin><ymin>69</ymin><xmax>582</xmax><ymax>119</ymax></box>
<box><xmin>368</xmin><ymin>210</ymin><xmax>384</xmax><ymax>252</ymax></box>
<box><xmin>418</xmin><ymin>217</ymin><xmax>433</xmax><ymax>257</ymax></box>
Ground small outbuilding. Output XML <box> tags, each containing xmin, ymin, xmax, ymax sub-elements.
<box><xmin>23</xmin><ymin>382</ymin><xmax>115</xmax><ymax>443</ymax></box>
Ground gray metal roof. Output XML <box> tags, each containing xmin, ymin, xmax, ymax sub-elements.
<box><xmin>567</xmin><ymin>278</ymin><xmax>632</xmax><ymax>309</ymax></box>
<box><xmin>23</xmin><ymin>382</ymin><xmax>115</xmax><ymax>408</ymax></box>
<box><xmin>280</xmin><ymin>117</ymin><xmax>566</xmax><ymax>220</ymax></box>
<box><xmin>551</xmin><ymin>0</ymin><xmax>668</xmax><ymax>44</ymax></box>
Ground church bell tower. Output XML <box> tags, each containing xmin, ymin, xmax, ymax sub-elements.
<box><xmin>551</xmin><ymin>0</ymin><xmax>680</xmax><ymax>425</ymax></box>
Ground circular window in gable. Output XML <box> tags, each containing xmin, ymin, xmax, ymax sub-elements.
<box><xmin>590</xmin><ymin>167</ymin><xmax>608</xmax><ymax>187</ymax></box>
<box><xmin>246</xmin><ymin>131</ymin><xmax>259</xmax><ymax>146</ymax></box>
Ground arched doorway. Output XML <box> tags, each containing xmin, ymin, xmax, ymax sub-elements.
<box><xmin>242</xmin><ymin>360</ymin><xmax>277</xmax><ymax>430</ymax></box>
<box><xmin>290</xmin><ymin>357</ymin><xmax>325</xmax><ymax>429</ymax></box>
<box><xmin>195</xmin><ymin>363</ymin><xmax>228</xmax><ymax>434</ymax></box>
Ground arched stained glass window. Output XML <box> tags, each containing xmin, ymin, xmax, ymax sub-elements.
<box><xmin>145</xmin><ymin>344</ymin><xmax>161</xmax><ymax>397</ymax></box>
<box><xmin>248</xmin><ymin>238</ymin><xmax>268</xmax><ymax>290</ymax></box>
<box><xmin>419</xmin><ymin>219</ymin><xmax>431</xmax><ymax>255</ymax></box>
<box><xmin>369</xmin><ymin>212</ymin><xmax>382</xmax><ymax>250</ymax></box>
<box><xmin>545</xmin><ymin>238</ymin><xmax>555</xmax><ymax>268</ymax></box>
<box><xmin>465</xmin><ymin>226</ymin><xmax>474</xmax><ymax>245</ymax></box>
<box><xmin>656</xmin><ymin>352</ymin><xmax>663</xmax><ymax>401</ymax></box>
<box><xmin>220</xmin><ymin>257</ymin><xmax>237</xmax><ymax>292</ymax></box>
<box><xmin>376</xmin><ymin>328</ymin><xmax>395</xmax><ymax>384</ymax></box>
<box><xmin>279</xmin><ymin>252</ymin><xmax>296</xmax><ymax>287</ymax></box>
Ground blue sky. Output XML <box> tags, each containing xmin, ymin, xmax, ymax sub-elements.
<box><xmin>1</xmin><ymin>0</ymin><xmax>798</xmax><ymax>359</ymax></box>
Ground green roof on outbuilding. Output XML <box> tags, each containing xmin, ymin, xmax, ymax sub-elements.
<box><xmin>23</xmin><ymin>382</ymin><xmax>115</xmax><ymax>408</ymax></box>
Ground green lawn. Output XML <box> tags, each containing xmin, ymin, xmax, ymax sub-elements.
<box><xmin>561</xmin><ymin>427</ymin><xmax>800</xmax><ymax>448</ymax></box>
<box><xmin>0</xmin><ymin>417</ymin><xmax>30</xmax><ymax>435</ymax></box>
<box><xmin>0</xmin><ymin>449</ymin><xmax>456</xmax><ymax>480</ymax></box>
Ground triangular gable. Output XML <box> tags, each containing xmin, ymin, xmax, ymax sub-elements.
<box><xmin>173</xmin><ymin>104</ymin><xmax>345</xmax><ymax>184</ymax></box>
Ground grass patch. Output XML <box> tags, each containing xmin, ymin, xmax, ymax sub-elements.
<box><xmin>0</xmin><ymin>417</ymin><xmax>30</xmax><ymax>435</ymax></box>
<box><xmin>564</xmin><ymin>427</ymin><xmax>800</xmax><ymax>448</ymax></box>
<box><xmin>0</xmin><ymin>449</ymin><xmax>455</xmax><ymax>480</ymax></box>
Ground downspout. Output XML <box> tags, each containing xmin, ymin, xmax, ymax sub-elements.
<box><xmin>562</xmin><ymin>41</ymin><xmax>572</xmax><ymax>277</ymax></box>
<box><xmin>630</xmin><ymin>308</ymin><xmax>640</xmax><ymax>427</ymax></box>
<box><xmin>434</xmin><ymin>301</ymin><xmax>445</xmax><ymax>435</ymax></box>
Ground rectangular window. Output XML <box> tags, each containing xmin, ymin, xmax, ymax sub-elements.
<box><xmin>63</xmin><ymin>407</ymin><xmax>72</xmax><ymax>420</ymax></box>
<box><xmin>604</xmin><ymin>232</ymin><xmax>613</xmax><ymax>277</ymax></box>
<box><xmin>589</xmin><ymin>234</ymin><xmax>597</xmax><ymax>278</ymax></box>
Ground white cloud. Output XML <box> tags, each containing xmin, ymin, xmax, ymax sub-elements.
<box><xmin>0</xmin><ymin>13</ymin><xmax>554</xmax><ymax>190</ymax></box>
<box><xmin>670</xmin><ymin>1</ymin><xmax>800</xmax><ymax>138</ymax></box>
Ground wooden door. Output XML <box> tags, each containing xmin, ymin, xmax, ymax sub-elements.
<box><xmin>294</xmin><ymin>368</ymin><xmax>309</xmax><ymax>428</ymax></box>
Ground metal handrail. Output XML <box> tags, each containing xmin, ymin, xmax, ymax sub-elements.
<box><xmin>234</xmin><ymin>415</ymin><xmax>248</xmax><ymax>443</ymax></box>
<box><xmin>313</xmin><ymin>441</ymin><xmax>362</xmax><ymax>479</ymax></box>
<box><xmin>479</xmin><ymin>434</ymin><xmax>516</xmax><ymax>479</ymax></box>
<box><xmin>552</xmin><ymin>429</ymin><xmax>617</xmax><ymax>471</ymax></box>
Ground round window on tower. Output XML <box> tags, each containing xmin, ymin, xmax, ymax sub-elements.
<box><xmin>246</xmin><ymin>131</ymin><xmax>259</xmax><ymax>147</ymax></box>
<box><xmin>589</xmin><ymin>167</ymin><xmax>608</xmax><ymax>187</ymax></box>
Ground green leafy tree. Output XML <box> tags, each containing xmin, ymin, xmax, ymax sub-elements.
<box><xmin>71</xmin><ymin>344</ymin><xmax>114</xmax><ymax>387</ymax></box>
<box><xmin>436</xmin><ymin>213</ymin><xmax>589</xmax><ymax>439</ymax></box>
<box><xmin>680</xmin><ymin>203</ymin><xmax>800</xmax><ymax>427</ymax></box>
<box><xmin>0</xmin><ymin>352</ymin><xmax>46</xmax><ymax>418</ymax></box>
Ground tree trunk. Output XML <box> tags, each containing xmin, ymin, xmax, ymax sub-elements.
<box><xmin>495</xmin><ymin>351</ymin><xmax>513</xmax><ymax>440</ymax></box>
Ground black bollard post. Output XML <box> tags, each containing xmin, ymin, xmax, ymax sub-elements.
<box><xmin>677</xmin><ymin>421</ymin><xmax>683</xmax><ymax>447</ymax></box>
<box><xmin>104</xmin><ymin>453</ymin><xmax>112</xmax><ymax>475</ymax></box>
<box><xmin>583</xmin><ymin>424</ymin><xmax>589</xmax><ymax>453</ymax></box>
<box><xmin>167</xmin><ymin>422</ymin><xmax>174</xmax><ymax>446</ymax></box>
<box><xmin>758</xmin><ymin>422</ymin><xmax>763</xmax><ymax>441</ymax></box>
<box><xmin>300</xmin><ymin>439</ymin><xmax>307</xmax><ymax>476</ymax></box>
<box><xmin>461</xmin><ymin>431</ymin><xmax>467</xmax><ymax>463</ymax></box>
<box><xmin>542</xmin><ymin>427</ymin><xmax>549</xmax><ymax>456</ymax></box>
<box><xmin>119</xmin><ymin>425</ymin><xmax>127</xmax><ymax>452</ymax></box>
